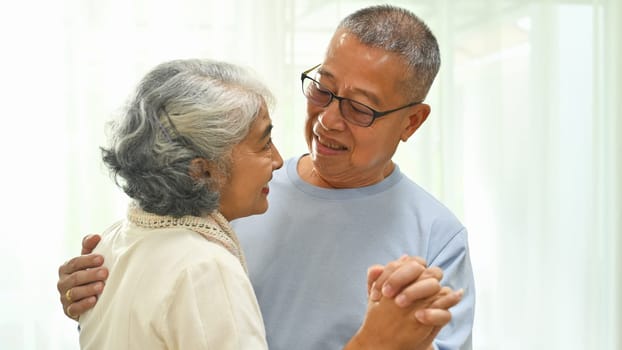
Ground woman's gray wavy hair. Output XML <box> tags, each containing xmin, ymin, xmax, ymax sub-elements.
<box><xmin>102</xmin><ymin>59</ymin><xmax>273</xmax><ymax>218</ymax></box>
<box><xmin>338</xmin><ymin>5</ymin><xmax>441</xmax><ymax>101</ymax></box>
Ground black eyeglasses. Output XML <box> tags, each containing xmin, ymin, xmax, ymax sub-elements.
<box><xmin>300</xmin><ymin>64</ymin><xmax>422</xmax><ymax>127</ymax></box>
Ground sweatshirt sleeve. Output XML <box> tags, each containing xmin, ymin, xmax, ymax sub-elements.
<box><xmin>430</xmin><ymin>228</ymin><xmax>475</xmax><ymax>350</ymax></box>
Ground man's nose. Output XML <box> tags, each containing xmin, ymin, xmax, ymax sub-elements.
<box><xmin>317</xmin><ymin>98</ymin><xmax>346</xmax><ymax>131</ymax></box>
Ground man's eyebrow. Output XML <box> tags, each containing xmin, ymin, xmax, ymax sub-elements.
<box><xmin>317</xmin><ymin>67</ymin><xmax>333</xmax><ymax>79</ymax></box>
<box><xmin>316</xmin><ymin>68</ymin><xmax>381</xmax><ymax>107</ymax></box>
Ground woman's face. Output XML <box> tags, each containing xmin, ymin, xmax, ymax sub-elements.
<box><xmin>218</xmin><ymin>107</ymin><xmax>283</xmax><ymax>221</ymax></box>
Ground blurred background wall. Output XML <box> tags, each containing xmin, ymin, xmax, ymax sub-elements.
<box><xmin>0</xmin><ymin>0</ymin><xmax>619</xmax><ymax>349</ymax></box>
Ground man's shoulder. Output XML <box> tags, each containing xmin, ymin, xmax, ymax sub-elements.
<box><xmin>397</xmin><ymin>174</ymin><xmax>454</xmax><ymax>210</ymax></box>
<box><xmin>395</xmin><ymin>174</ymin><xmax>464</xmax><ymax>230</ymax></box>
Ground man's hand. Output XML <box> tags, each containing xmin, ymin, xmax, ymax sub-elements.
<box><xmin>57</xmin><ymin>234</ymin><xmax>107</xmax><ymax>320</ymax></box>
<box><xmin>347</xmin><ymin>282</ymin><xmax>463</xmax><ymax>350</ymax></box>
<box><xmin>368</xmin><ymin>255</ymin><xmax>445</xmax><ymax>307</ymax></box>
<box><xmin>346</xmin><ymin>256</ymin><xmax>463</xmax><ymax>350</ymax></box>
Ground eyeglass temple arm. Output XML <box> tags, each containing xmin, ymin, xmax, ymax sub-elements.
<box><xmin>301</xmin><ymin>63</ymin><xmax>322</xmax><ymax>80</ymax></box>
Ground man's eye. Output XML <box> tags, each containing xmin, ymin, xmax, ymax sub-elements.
<box><xmin>313</xmin><ymin>83</ymin><xmax>331</xmax><ymax>95</ymax></box>
<box><xmin>316</xmin><ymin>85</ymin><xmax>330</xmax><ymax>94</ymax></box>
<box><xmin>350</xmin><ymin>102</ymin><xmax>373</xmax><ymax>115</ymax></box>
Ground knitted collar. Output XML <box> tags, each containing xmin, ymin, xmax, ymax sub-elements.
<box><xmin>127</xmin><ymin>204</ymin><xmax>247</xmax><ymax>273</ymax></box>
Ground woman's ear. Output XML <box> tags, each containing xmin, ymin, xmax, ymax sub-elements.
<box><xmin>400</xmin><ymin>104</ymin><xmax>430</xmax><ymax>142</ymax></box>
<box><xmin>188</xmin><ymin>158</ymin><xmax>211</xmax><ymax>181</ymax></box>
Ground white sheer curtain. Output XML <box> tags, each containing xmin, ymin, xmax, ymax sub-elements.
<box><xmin>0</xmin><ymin>0</ymin><xmax>619</xmax><ymax>349</ymax></box>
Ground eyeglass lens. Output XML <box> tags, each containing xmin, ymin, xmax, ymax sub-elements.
<box><xmin>302</xmin><ymin>77</ymin><xmax>374</xmax><ymax>126</ymax></box>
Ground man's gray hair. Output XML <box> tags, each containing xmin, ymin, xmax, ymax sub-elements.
<box><xmin>337</xmin><ymin>5</ymin><xmax>441</xmax><ymax>101</ymax></box>
<box><xmin>102</xmin><ymin>59</ymin><xmax>273</xmax><ymax>217</ymax></box>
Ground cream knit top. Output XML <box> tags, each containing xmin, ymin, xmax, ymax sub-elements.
<box><xmin>127</xmin><ymin>203</ymin><xmax>248</xmax><ymax>272</ymax></box>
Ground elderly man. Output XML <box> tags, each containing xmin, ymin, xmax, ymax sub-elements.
<box><xmin>57</xmin><ymin>5</ymin><xmax>474</xmax><ymax>350</ymax></box>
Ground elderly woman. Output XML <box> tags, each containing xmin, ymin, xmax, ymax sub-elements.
<box><xmin>78</xmin><ymin>59</ymin><xmax>282</xmax><ymax>349</ymax></box>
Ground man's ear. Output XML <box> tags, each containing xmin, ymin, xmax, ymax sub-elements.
<box><xmin>400</xmin><ymin>104</ymin><xmax>430</xmax><ymax>142</ymax></box>
<box><xmin>188</xmin><ymin>158</ymin><xmax>211</xmax><ymax>181</ymax></box>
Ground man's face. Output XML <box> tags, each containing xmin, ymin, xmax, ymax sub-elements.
<box><xmin>303</xmin><ymin>29</ymin><xmax>428</xmax><ymax>188</ymax></box>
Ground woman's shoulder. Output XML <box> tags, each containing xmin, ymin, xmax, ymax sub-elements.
<box><xmin>112</xmin><ymin>224</ymin><xmax>239</xmax><ymax>267</ymax></box>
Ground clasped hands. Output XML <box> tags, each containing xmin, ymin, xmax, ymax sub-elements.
<box><xmin>347</xmin><ymin>255</ymin><xmax>464</xmax><ymax>350</ymax></box>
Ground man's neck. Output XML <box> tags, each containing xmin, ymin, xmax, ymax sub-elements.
<box><xmin>296</xmin><ymin>154</ymin><xmax>395</xmax><ymax>189</ymax></box>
